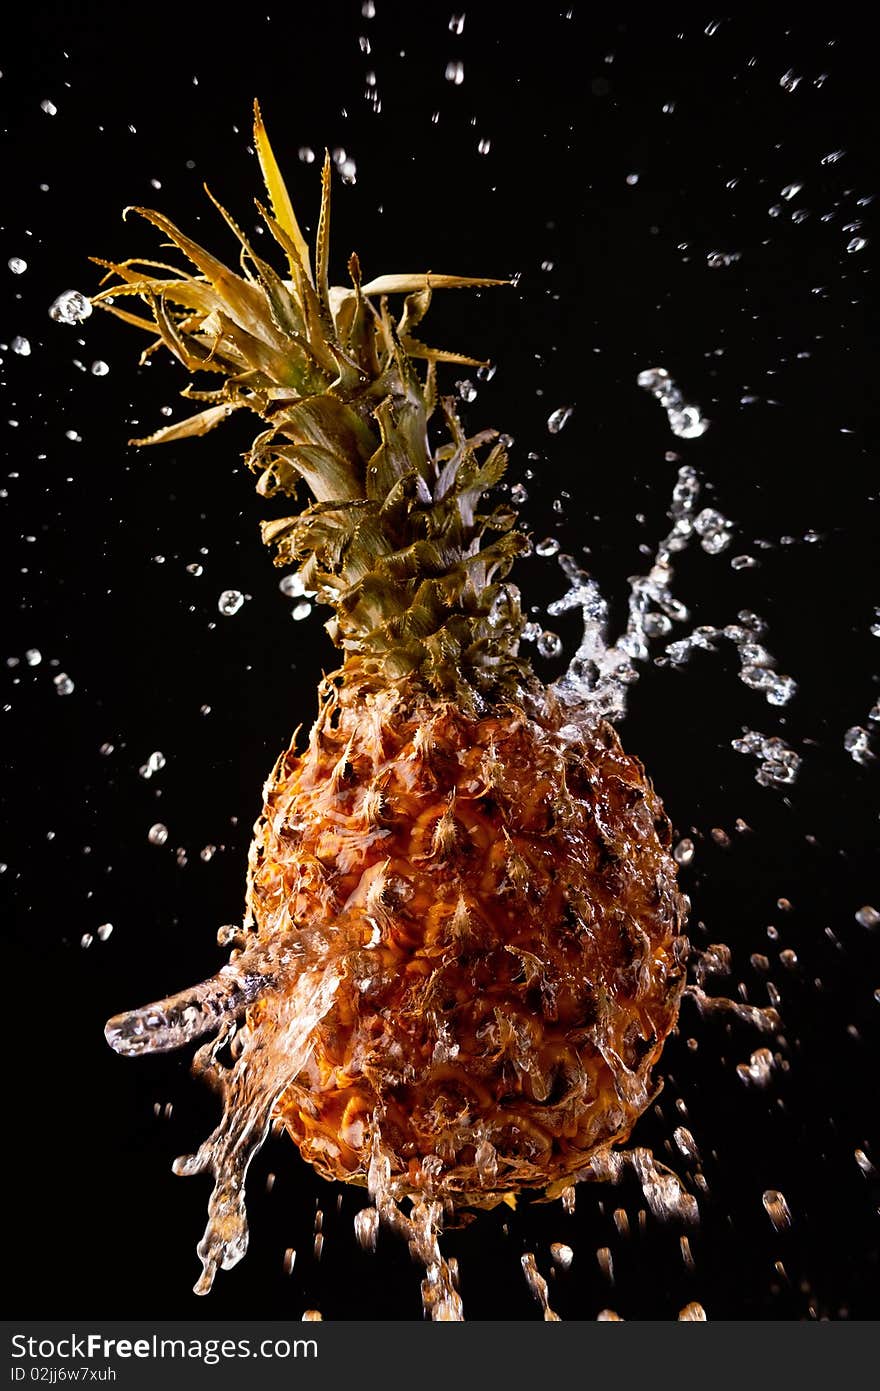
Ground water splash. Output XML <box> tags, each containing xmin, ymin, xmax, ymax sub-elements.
<box><xmin>637</xmin><ymin>367</ymin><xmax>709</xmax><ymax>439</ymax></box>
<box><xmin>363</xmin><ymin>1137</ymin><xmax>464</xmax><ymax>1321</ymax></box>
<box><xmin>105</xmin><ymin>956</ymin><xmax>277</xmax><ymax>1057</ymax></box>
<box><xmin>731</xmin><ymin>731</ymin><xmax>802</xmax><ymax>788</ymax></box>
<box><xmin>589</xmin><ymin>1145</ymin><xmax>700</xmax><ymax>1225</ymax></box>
<box><xmin>665</xmin><ymin>619</ymin><xmax>797</xmax><ymax>708</ymax></box>
<box><xmin>521</xmin><ymin>1252</ymin><xmax>562</xmax><ymax>1320</ymax></box>
<box><xmin>548</xmin><ymin>463</ymin><xmax>800</xmax><ymax>798</ymax></box>
<box><xmin>684</xmin><ymin>984</ymin><xmax>781</xmax><ymax>1034</ymax></box>
<box><xmin>549</xmin><ymin>463</ymin><xmax>701</xmax><ymax>720</ymax></box>
<box><xmin>172</xmin><ymin>964</ymin><xmax>341</xmax><ymax>1293</ymax></box>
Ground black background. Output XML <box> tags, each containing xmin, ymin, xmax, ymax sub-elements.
<box><xmin>2</xmin><ymin>4</ymin><xmax>879</xmax><ymax>1320</ymax></box>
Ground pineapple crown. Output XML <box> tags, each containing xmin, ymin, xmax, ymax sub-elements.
<box><xmin>91</xmin><ymin>100</ymin><xmax>533</xmax><ymax>699</ymax></box>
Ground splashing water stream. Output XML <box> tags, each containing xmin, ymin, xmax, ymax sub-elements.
<box><xmin>110</xmin><ymin>957</ymin><xmax>342</xmax><ymax>1294</ymax></box>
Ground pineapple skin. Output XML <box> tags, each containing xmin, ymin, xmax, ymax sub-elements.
<box><xmin>244</xmin><ymin>668</ymin><xmax>689</xmax><ymax>1203</ymax></box>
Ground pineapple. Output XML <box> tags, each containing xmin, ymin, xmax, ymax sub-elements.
<box><xmin>101</xmin><ymin>103</ymin><xmax>688</xmax><ymax>1290</ymax></box>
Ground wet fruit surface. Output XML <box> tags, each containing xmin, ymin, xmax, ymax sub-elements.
<box><xmin>250</xmin><ymin>678</ymin><xmax>688</xmax><ymax>1197</ymax></box>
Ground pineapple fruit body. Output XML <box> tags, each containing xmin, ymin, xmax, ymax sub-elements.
<box><xmin>247</xmin><ymin>669</ymin><xmax>687</xmax><ymax>1202</ymax></box>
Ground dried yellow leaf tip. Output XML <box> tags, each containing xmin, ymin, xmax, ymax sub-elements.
<box><xmin>128</xmin><ymin>401</ymin><xmax>245</xmax><ymax>448</ymax></box>
<box><xmin>253</xmin><ymin>97</ymin><xmax>313</xmax><ymax>286</ymax></box>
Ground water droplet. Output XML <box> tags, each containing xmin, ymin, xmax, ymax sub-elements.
<box><xmin>298</xmin><ymin>146</ymin><xmax>316</xmax><ymax>164</ymax></box>
<box><xmin>90</xmin><ymin>360</ymin><xmax>109</xmax><ymax>376</ymax></box>
<box><xmin>148</xmin><ymin>823</ymin><xmax>169</xmax><ymax>847</ymax></box>
<box><xmin>678</xmin><ymin>1302</ymin><xmax>707</xmax><ymax>1321</ymax></box>
<box><xmin>626</xmin><ymin>173</ymin><xmax>640</xmax><ymax>185</ymax></box>
<box><xmin>765</xmin><ymin>674</ymin><xmax>797</xmax><ymax>706</ymax></box>
<box><xmin>277</xmin><ymin>574</ymin><xmax>304</xmax><ymax>599</ymax></box>
<box><xmin>673</xmin><ymin>1126</ymin><xmax>700</xmax><ymax>1162</ymax></box>
<box><xmin>510</xmin><ymin>483</ymin><xmax>528</xmax><ymax>505</ymax></box>
<box><xmin>641</xmin><ymin>611</ymin><xmax>669</xmax><ymax>638</ymax></box>
<box><xmin>781</xmin><ymin>182</ymin><xmax>803</xmax><ymax>201</ymax></box>
<box><xmin>292</xmin><ymin>601</ymin><xmax>312</xmax><ymax>621</ymax></box>
<box><xmin>186</xmin><ymin>563</ymin><xmax>203</xmax><ymax>576</ymax></box>
<box><xmin>301</xmin><ymin>1310</ymin><xmax>323</xmax><ymax>1321</ymax></box>
<box><xmin>736</xmin><ymin>1047</ymin><xmax>775</xmax><ymax>1087</ymax></box>
<box><xmin>844</xmin><ymin>726</ymin><xmax>875</xmax><ymax>766</ymax></box>
<box><xmin>762</xmin><ymin>1189</ymin><xmax>792</xmax><ymax>1231</ymax></box>
<box><xmin>8</xmin><ymin>257</ymin><xmax>27</xmax><ymax>275</ymax></box>
<box><xmin>855</xmin><ymin>905</ymin><xmax>880</xmax><ymax>930</ymax></box>
<box><xmin>674</xmin><ymin>838</ymin><xmax>695</xmax><ymax>866</ymax></box>
<box><xmin>97</xmin><ymin>922</ymin><xmax>114</xmax><ymax>941</ymax></box>
<box><xmin>200</xmin><ymin>845</ymin><xmax>216</xmax><ymax>862</ymax></box>
<box><xmin>550</xmin><ymin>1242</ymin><xmax>574</xmax><ymax>1269</ymax></box>
<box><xmin>846</xmin><ymin>236</ymin><xmax>867</xmax><ymax>254</ymax></box>
<box><xmin>779</xmin><ymin>70</ymin><xmax>802</xmax><ymax>93</ymax></box>
<box><xmin>139</xmin><ymin>750</ymin><xmax>166</xmax><ymax>779</ymax></box>
<box><xmin>731</xmin><ymin>554</ymin><xmax>758</xmax><ymax>570</ymax></box>
<box><xmin>218</xmin><ymin>589</ymin><xmax>244</xmax><ymax>617</ymax></box>
<box><xmin>24</xmin><ymin>648</ymin><xmax>41</xmax><ymax>666</ymax></box>
<box><xmin>354</xmin><ymin>1207</ymin><xmax>379</xmax><ymax>1251</ymax></box>
<box><xmin>537</xmin><ymin>631</ymin><xmax>563</xmax><ymax>659</ymax></box>
<box><xmin>12</xmin><ymin>336</ymin><xmax>31</xmax><ymax>356</ymax></box>
<box><xmin>670</xmin><ymin>405</ymin><xmax>710</xmax><ymax>439</ymax></box>
<box><xmin>637</xmin><ymin>367</ymin><xmax>668</xmax><ymax>392</ymax></box>
<box><xmin>40</xmin><ymin>98</ymin><xmax>58</xmax><ymax>115</ymax></box>
<box><xmin>547</xmin><ymin>405</ymin><xmax>574</xmax><ymax>434</ymax></box>
<box><xmin>49</xmin><ymin>290</ymin><xmax>93</xmax><ymax>325</ymax></box>
<box><xmin>477</xmin><ymin>137</ymin><xmax>491</xmax><ymax>155</ymax></box>
<box><xmin>81</xmin><ymin>932</ymin><xmax>93</xmax><ymax>949</ymax></box>
<box><xmin>456</xmin><ymin>378</ymin><xmax>477</xmax><ymax>402</ymax></box>
<box><xmin>53</xmin><ymin>672</ymin><xmax>74</xmax><ymax>696</ymax></box>
<box><xmin>694</xmin><ymin>507</ymin><xmax>733</xmax><ymax>554</ymax></box>
<box><xmin>821</xmin><ymin>149</ymin><xmax>845</xmax><ymax>166</ymax></box>
<box><xmin>535</xmin><ymin>537</ymin><xmax>560</xmax><ymax>557</ymax></box>
<box><xmin>448</xmin><ymin>12</ymin><xmax>465</xmax><ymax>33</ymax></box>
<box><xmin>445</xmin><ymin>60</ymin><xmax>464</xmax><ymax>85</ymax></box>
<box><xmin>706</xmin><ymin>250</ymin><xmax>741</xmax><ymax>268</ymax></box>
